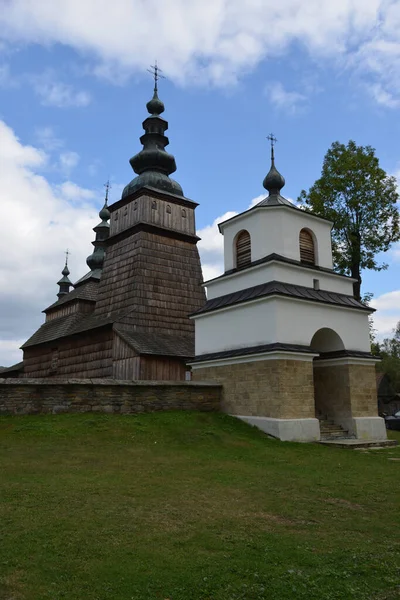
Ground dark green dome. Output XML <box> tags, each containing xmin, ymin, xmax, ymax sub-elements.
<box><xmin>123</xmin><ymin>87</ymin><xmax>183</xmax><ymax>199</ymax></box>
<box><xmin>263</xmin><ymin>164</ymin><xmax>285</xmax><ymax>194</ymax></box>
<box><xmin>99</xmin><ymin>202</ymin><xmax>110</xmax><ymax>221</ymax></box>
<box><xmin>146</xmin><ymin>90</ymin><xmax>165</xmax><ymax>115</ymax></box>
<box><xmin>130</xmin><ymin>146</ymin><xmax>176</xmax><ymax>176</ymax></box>
<box><xmin>123</xmin><ymin>171</ymin><xmax>183</xmax><ymax>198</ymax></box>
<box><xmin>263</xmin><ymin>146</ymin><xmax>285</xmax><ymax>195</ymax></box>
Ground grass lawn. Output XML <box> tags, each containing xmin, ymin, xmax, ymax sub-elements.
<box><xmin>0</xmin><ymin>412</ymin><xmax>399</xmax><ymax>600</ymax></box>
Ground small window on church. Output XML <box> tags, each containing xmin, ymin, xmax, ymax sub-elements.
<box><xmin>236</xmin><ymin>230</ymin><xmax>251</xmax><ymax>269</ymax></box>
<box><xmin>182</xmin><ymin>209</ymin><xmax>186</xmax><ymax>218</ymax></box>
<box><xmin>166</xmin><ymin>205</ymin><xmax>171</xmax><ymax>214</ymax></box>
<box><xmin>134</xmin><ymin>201</ymin><xmax>138</xmax><ymax>211</ymax></box>
<box><xmin>152</xmin><ymin>200</ymin><xmax>157</xmax><ymax>210</ymax></box>
<box><xmin>300</xmin><ymin>229</ymin><xmax>315</xmax><ymax>264</ymax></box>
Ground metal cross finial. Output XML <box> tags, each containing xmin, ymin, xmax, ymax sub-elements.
<box><xmin>147</xmin><ymin>60</ymin><xmax>165</xmax><ymax>92</ymax></box>
<box><xmin>65</xmin><ymin>248</ymin><xmax>70</xmax><ymax>266</ymax></box>
<box><xmin>267</xmin><ymin>133</ymin><xmax>277</xmax><ymax>147</ymax></box>
<box><xmin>104</xmin><ymin>179</ymin><xmax>111</xmax><ymax>203</ymax></box>
<box><xmin>267</xmin><ymin>133</ymin><xmax>277</xmax><ymax>160</ymax></box>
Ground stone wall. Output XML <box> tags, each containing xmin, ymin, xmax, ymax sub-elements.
<box><xmin>192</xmin><ymin>359</ymin><xmax>315</xmax><ymax>418</ymax></box>
<box><xmin>0</xmin><ymin>379</ymin><xmax>221</xmax><ymax>416</ymax></box>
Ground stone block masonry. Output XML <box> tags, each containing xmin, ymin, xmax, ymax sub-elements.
<box><xmin>0</xmin><ymin>379</ymin><xmax>221</xmax><ymax>416</ymax></box>
<box><xmin>192</xmin><ymin>359</ymin><xmax>315</xmax><ymax>419</ymax></box>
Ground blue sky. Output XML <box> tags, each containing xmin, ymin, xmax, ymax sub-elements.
<box><xmin>1</xmin><ymin>0</ymin><xmax>400</xmax><ymax>365</ymax></box>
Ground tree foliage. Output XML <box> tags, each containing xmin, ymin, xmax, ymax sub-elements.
<box><xmin>299</xmin><ymin>140</ymin><xmax>400</xmax><ymax>300</ymax></box>
<box><xmin>375</xmin><ymin>322</ymin><xmax>400</xmax><ymax>392</ymax></box>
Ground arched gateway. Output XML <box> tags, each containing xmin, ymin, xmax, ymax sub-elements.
<box><xmin>190</xmin><ymin>143</ymin><xmax>386</xmax><ymax>443</ymax></box>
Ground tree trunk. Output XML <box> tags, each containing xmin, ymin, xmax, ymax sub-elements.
<box><xmin>350</xmin><ymin>231</ymin><xmax>362</xmax><ymax>301</ymax></box>
<box><xmin>351</xmin><ymin>261</ymin><xmax>362</xmax><ymax>301</ymax></box>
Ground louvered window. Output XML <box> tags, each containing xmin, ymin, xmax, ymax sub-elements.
<box><xmin>299</xmin><ymin>229</ymin><xmax>315</xmax><ymax>264</ymax></box>
<box><xmin>236</xmin><ymin>230</ymin><xmax>251</xmax><ymax>269</ymax></box>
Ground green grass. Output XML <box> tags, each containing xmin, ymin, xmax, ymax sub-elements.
<box><xmin>0</xmin><ymin>412</ymin><xmax>399</xmax><ymax>600</ymax></box>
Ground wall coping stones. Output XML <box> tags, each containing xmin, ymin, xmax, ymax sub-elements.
<box><xmin>0</xmin><ymin>378</ymin><xmax>222</xmax><ymax>387</ymax></box>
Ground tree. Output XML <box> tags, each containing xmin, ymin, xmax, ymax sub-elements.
<box><xmin>299</xmin><ymin>140</ymin><xmax>400</xmax><ymax>300</ymax></box>
<box><xmin>376</xmin><ymin>321</ymin><xmax>400</xmax><ymax>392</ymax></box>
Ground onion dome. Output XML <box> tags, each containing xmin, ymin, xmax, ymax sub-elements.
<box><xmin>122</xmin><ymin>79</ymin><xmax>183</xmax><ymax>198</ymax></box>
<box><xmin>86</xmin><ymin>191</ymin><xmax>110</xmax><ymax>271</ymax></box>
<box><xmin>146</xmin><ymin>90</ymin><xmax>165</xmax><ymax>116</ymax></box>
<box><xmin>263</xmin><ymin>145</ymin><xmax>285</xmax><ymax>195</ymax></box>
<box><xmin>57</xmin><ymin>256</ymin><xmax>72</xmax><ymax>299</ymax></box>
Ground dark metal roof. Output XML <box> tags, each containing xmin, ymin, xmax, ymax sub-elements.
<box><xmin>115</xmin><ymin>328</ymin><xmax>194</xmax><ymax>358</ymax></box>
<box><xmin>256</xmin><ymin>192</ymin><xmax>293</xmax><ymax>207</ymax></box>
<box><xmin>191</xmin><ymin>342</ymin><xmax>315</xmax><ymax>363</ymax></box>
<box><xmin>204</xmin><ymin>253</ymin><xmax>355</xmax><ymax>285</ymax></box>
<box><xmin>44</xmin><ymin>280</ymin><xmax>99</xmax><ymax>312</ymax></box>
<box><xmin>191</xmin><ymin>280</ymin><xmax>372</xmax><ymax>316</ymax></box>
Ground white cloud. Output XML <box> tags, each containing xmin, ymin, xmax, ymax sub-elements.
<box><xmin>371</xmin><ymin>290</ymin><xmax>400</xmax><ymax>339</ymax></box>
<box><xmin>0</xmin><ymin>119</ymin><xmax>101</xmax><ymax>367</ymax></box>
<box><xmin>59</xmin><ymin>151</ymin><xmax>80</xmax><ymax>175</ymax></box>
<box><xmin>31</xmin><ymin>71</ymin><xmax>91</xmax><ymax>107</ymax></box>
<box><xmin>57</xmin><ymin>181</ymin><xmax>96</xmax><ymax>202</ymax></box>
<box><xmin>0</xmin><ymin>0</ymin><xmax>397</xmax><ymax>102</ymax></box>
<box><xmin>265</xmin><ymin>82</ymin><xmax>307</xmax><ymax>114</ymax></box>
<box><xmin>35</xmin><ymin>126</ymin><xmax>63</xmax><ymax>152</ymax></box>
<box><xmin>0</xmin><ymin>340</ymin><xmax>25</xmax><ymax>368</ymax></box>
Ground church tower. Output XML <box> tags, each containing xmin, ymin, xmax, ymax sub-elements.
<box><xmin>190</xmin><ymin>139</ymin><xmax>385</xmax><ymax>442</ymax></box>
<box><xmin>92</xmin><ymin>70</ymin><xmax>206</xmax><ymax>378</ymax></box>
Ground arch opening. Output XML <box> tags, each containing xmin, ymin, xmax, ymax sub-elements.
<box><xmin>235</xmin><ymin>230</ymin><xmax>251</xmax><ymax>269</ymax></box>
<box><xmin>311</xmin><ymin>328</ymin><xmax>346</xmax><ymax>424</ymax></box>
<box><xmin>299</xmin><ymin>228</ymin><xmax>316</xmax><ymax>265</ymax></box>
<box><xmin>311</xmin><ymin>328</ymin><xmax>345</xmax><ymax>354</ymax></box>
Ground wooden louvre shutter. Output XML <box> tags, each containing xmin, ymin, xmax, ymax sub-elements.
<box><xmin>299</xmin><ymin>229</ymin><xmax>315</xmax><ymax>264</ymax></box>
<box><xmin>236</xmin><ymin>231</ymin><xmax>251</xmax><ymax>269</ymax></box>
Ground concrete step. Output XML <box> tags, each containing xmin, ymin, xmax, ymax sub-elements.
<box><xmin>319</xmin><ymin>420</ymin><xmax>351</xmax><ymax>441</ymax></box>
<box><xmin>319</xmin><ymin>439</ymin><xmax>398</xmax><ymax>449</ymax></box>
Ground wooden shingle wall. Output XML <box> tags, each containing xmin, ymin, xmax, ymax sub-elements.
<box><xmin>111</xmin><ymin>194</ymin><xmax>196</xmax><ymax>237</ymax></box>
<box><xmin>23</xmin><ymin>329</ymin><xmax>113</xmax><ymax>379</ymax></box>
<box><xmin>46</xmin><ymin>301</ymin><xmax>95</xmax><ymax>322</ymax></box>
<box><xmin>95</xmin><ymin>230</ymin><xmax>205</xmax><ymax>335</ymax></box>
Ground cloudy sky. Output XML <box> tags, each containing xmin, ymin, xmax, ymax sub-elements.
<box><xmin>1</xmin><ymin>0</ymin><xmax>400</xmax><ymax>366</ymax></box>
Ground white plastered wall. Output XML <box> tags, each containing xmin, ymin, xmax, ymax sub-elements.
<box><xmin>206</xmin><ymin>262</ymin><xmax>353</xmax><ymax>299</ymax></box>
<box><xmin>194</xmin><ymin>296</ymin><xmax>371</xmax><ymax>356</ymax></box>
<box><xmin>221</xmin><ymin>206</ymin><xmax>333</xmax><ymax>271</ymax></box>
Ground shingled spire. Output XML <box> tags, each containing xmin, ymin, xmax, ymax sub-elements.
<box><xmin>57</xmin><ymin>251</ymin><xmax>72</xmax><ymax>299</ymax></box>
<box><xmin>122</xmin><ymin>62</ymin><xmax>184</xmax><ymax>198</ymax></box>
<box><xmin>86</xmin><ymin>182</ymin><xmax>111</xmax><ymax>272</ymax></box>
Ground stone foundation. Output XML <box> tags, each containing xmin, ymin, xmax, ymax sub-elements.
<box><xmin>314</xmin><ymin>360</ymin><xmax>378</xmax><ymax>421</ymax></box>
<box><xmin>192</xmin><ymin>356</ymin><xmax>315</xmax><ymax>419</ymax></box>
<box><xmin>237</xmin><ymin>416</ymin><xmax>320</xmax><ymax>442</ymax></box>
<box><xmin>0</xmin><ymin>379</ymin><xmax>221</xmax><ymax>415</ymax></box>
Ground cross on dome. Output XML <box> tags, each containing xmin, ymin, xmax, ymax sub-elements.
<box><xmin>147</xmin><ymin>60</ymin><xmax>165</xmax><ymax>93</ymax></box>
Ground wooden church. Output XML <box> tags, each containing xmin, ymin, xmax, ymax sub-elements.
<box><xmin>20</xmin><ymin>77</ymin><xmax>205</xmax><ymax>380</ymax></box>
